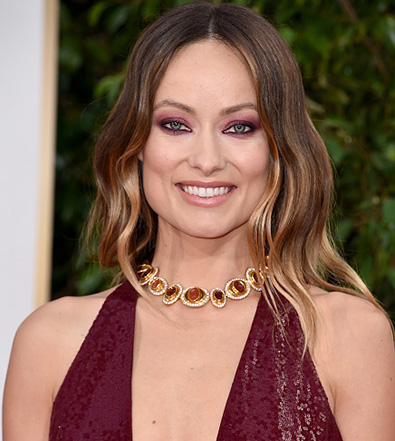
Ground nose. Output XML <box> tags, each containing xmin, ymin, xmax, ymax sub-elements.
<box><xmin>187</xmin><ymin>131</ymin><xmax>227</xmax><ymax>176</ymax></box>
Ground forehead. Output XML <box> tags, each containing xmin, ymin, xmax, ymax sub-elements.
<box><xmin>154</xmin><ymin>40</ymin><xmax>256</xmax><ymax>107</ymax></box>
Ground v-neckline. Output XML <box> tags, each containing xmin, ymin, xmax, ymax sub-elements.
<box><xmin>50</xmin><ymin>281</ymin><xmax>342</xmax><ymax>441</ymax></box>
<box><xmin>128</xmin><ymin>285</ymin><xmax>269</xmax><ymax>441</ymax></box>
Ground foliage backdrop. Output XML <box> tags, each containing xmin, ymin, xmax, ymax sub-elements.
<box><xmin>54</xmin><ymin>0</ymin><xmax>395</xmax><ymax>319</ymax></box>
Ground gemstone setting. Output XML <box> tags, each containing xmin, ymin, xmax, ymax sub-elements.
<box><xmin>225</xmin><ymin>278</ymin><xmax>250</xmax><ymax>300</ymax></box>
<box><xmin>148</xmin><ymin>277</ymin><xmax>168</xmax><ymax>295</ymax></box>
<box><xmin>137</xmin><ymin>263</ymin><xmax>263</xmax><ymax>308</ymax></box>
<box><xmin>246</xmin><ymin>268</ymin><xmax>261</xmax><ymax>291</ymax></box>
<box><xmin>163</xmin><ymin>284</ymin><xmax>182</xmax><ymax>305</ymax></box>
<box><xmin>181</xmin><ymin>287</ymin><xmax>209</xmax><ymax>307</ymax></box>
<box><xmin>137</xmin><ymin>263</ymin><xmax>158</xmax><ymax>286</ymax></box>
<box><xmin>210</xmin><ymin>288</ymin><xmax>226</xmax><ymax>308</ymax></box>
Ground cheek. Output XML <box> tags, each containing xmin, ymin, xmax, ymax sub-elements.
<box><xmin>142</xmin><ymin>134</ymin><xmax>180</xmax><ymax>168</ymax></box>
<box><xmin>243</xmin><ymin>150</ymin><xmax>270</xmax><ymax>203</ymax></box>
<box><xmin>141</xmin><ymin>152</ymin><xmax>162</xmax><ymax>190</ymax></box>
<box><xmin>141</xmin><ymin>166</ymin><xmax>160</xmax><ymax>215</ymax></box>
<box><xmin>140</xmin><ymin>143</ymin><xmax>175</xmax><ymax>210</ymax></box>
<box><xmin>142</xmin><ymin>155</ymin><xmax>173</xmax><ymax>187</ymax></box>
<box><xmin>241</xmin><ymin>147</ymin><xmax>270</xmax><ymax>180</ymax></box>
<box><xmin>253</xmin><ymin>155</ymin><xmax>270</xmax><ymax>176</ymax></box>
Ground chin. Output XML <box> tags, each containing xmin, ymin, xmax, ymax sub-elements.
<box><xmin>178</xmin><ymin>221</ymin><xmax>247</xmax><ymax>241</ymax></box>
<box><xmin>188</xmin><ymin>230</ymin><xmax>233</xmax><ymax>240</ymax></box>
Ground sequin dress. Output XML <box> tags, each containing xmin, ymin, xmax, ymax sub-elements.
<box><xmin>49</xmin><ymin>282</ymin><xmax>343</xmax><ymax>441</ymax></box>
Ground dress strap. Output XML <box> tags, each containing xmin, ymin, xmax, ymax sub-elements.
<box><xmin>49</xmin><ymin>282</ymin><xmax>138</xmax><ymax>441</ymax></box>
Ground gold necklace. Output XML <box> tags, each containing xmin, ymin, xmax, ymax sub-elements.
<box><xmin>137</xmin><ymin>263</ymin><xmax>262</xmax><ymax>308</ymax></box>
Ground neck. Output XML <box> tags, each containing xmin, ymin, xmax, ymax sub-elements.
<box><xmin>151</xmin><ymin>223</ymin><xmax>252</xmax><ymax>289</ymax></box>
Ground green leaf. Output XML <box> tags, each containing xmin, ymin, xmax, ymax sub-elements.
<box><xmin>379</xmin><ymin>15</ymin><xmax>395</xmax><ymax>47</ymax></box>
<box><xmin>106</xmin><ymin>5</ymin><xmax>132</xmax><ymax>32</ymax></box>
<box><xmin>279</xmin><ymin>26</ymin><xmax>297</xmax><ymax>45</ymax></box>
<box><xmin>382</xmin><ymin>199</ymin><xmax>395</xmax><ymax>224</ymax></box>
<box><xmin>88</xmin><ymin>1</ymin><xmax>111</xmax><ymax>27</ymax></box>
<box><xmin>385</xmin><ymin>143</ymin><xmax>395</xmax><ymax>162</ymax></box>
<box><xmin>94</xmin><ymin>72</ymin><xmax>126</xmax><ymax>103</ymax></box>
<box><xmin>59</xmin><ymin>36</ymin><xmax>83</xmax><ymax>72</ymax></box>
<box><xmin>326</xmin><ymin>138</ymin><xmax>345</xmax><ymax>165</ymax></box>
<box><xmin>76</xmin><ymin>265</ymin><xmax>106</xmax><ymax>296</ymax></box>
<box><xmin>337</xmin><ymin>218</ymin><xmax>353</xmax><ymax>242</ymax></box>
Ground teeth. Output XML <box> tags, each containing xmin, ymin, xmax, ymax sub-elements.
<box><xmin>181</xmin><ymin>185</ymin><xmax>232</xmax><ymax>198</ymax></box>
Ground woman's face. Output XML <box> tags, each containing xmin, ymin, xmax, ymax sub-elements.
<box><xmin>139</xmin><ymin>40</ymin><xmax>270</xmax><ymax>240</ymax></box>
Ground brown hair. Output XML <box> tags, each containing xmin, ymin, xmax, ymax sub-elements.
<box><xmin>90</xmin><ymin>1</ymin><xmax>385</xmax><ymax>344</ymax></box>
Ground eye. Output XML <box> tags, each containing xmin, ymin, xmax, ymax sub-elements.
<box><xmin>161</xmin><ymin>120</ymin><xmax>191</xmax><ymax>133</ymax></box>
<box><xmin>223</xmin><ymin>123</ymin><xmax>254</xmax><ymax>135</ymax></box>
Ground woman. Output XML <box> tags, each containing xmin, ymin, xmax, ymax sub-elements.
<box><xmin>3</xmin><ymin>2</ymin><xmax>395</xmax><ymax>440</ymax></box>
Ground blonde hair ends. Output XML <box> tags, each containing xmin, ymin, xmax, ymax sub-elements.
<box><xmin>88</xmin><ymin>2</ymin><xmax>389</xmax><ymax>347</ymax></box>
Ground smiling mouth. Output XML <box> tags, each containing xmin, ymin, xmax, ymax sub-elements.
<box><xmin>180</xmin><ymin>185</ymin><xmax>233</xmax><ymax>198</ymax></box>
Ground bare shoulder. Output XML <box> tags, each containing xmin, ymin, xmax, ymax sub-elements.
<box><xmin>309</xmin><ymin>286</ymin><xmax>394</xmax><ymax>376</ymax></box>
<box><xmin>309</xmin><ymin>287</ymin><xmax>395</xmax><ymax>440</ymax></box>
<box><xmin>3</xmin><ymin>287</ymin><xmax>117</xmax><ymax>441</ymax></box>
<box><xmin>14</xmin><ymin>287</ymin><xmax>115</xmax><ymax>354</ymax></box>
<box><xmin>309</xmin><ymin>287</ymin><xmax>393</xmax><ymax>357</ymax></box>
<box><xmin>6</xmin><ymin>286</ymin><xmax>117</xmax><ymax>391</ymax></box>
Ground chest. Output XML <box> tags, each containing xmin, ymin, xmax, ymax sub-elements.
<box><xmin>131</xmin><ymin>310</ymin><xmax>254</xmax><ymax>441</ymax></box>
<box><xmin>49</xmin><ymin>286</ymin><xmax>343</xmax><ymax>441</ymax></box>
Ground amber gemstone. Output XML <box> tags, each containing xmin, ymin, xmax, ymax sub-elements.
<box><xmin>214</xmin><ymin>290</ymin><xmax>223</xmax><ymax>300</ymax></box>
<box><xmin>188</xmin><ymin>288</ymin><xmax>200</xmax><ymax>301</ymax></box>
<box><xmin>152</xmin><ymin>280</ymin><xmax>162</xmax><ymax>290</ymax></box>
<box><xmin>234</xmin><ymin>281</ymin><xmax>245</xmax><ymax>292</ymax></box>
<box><xmin>166</xmin><ymin>286</ymin><xmax>176</xmax><ymax>296</ymax></box>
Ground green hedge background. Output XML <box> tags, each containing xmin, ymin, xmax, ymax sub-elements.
<box><xmin>53</xmin><ymin>0</ymin><xmax>395</xmax><ymax>320</ymax></box>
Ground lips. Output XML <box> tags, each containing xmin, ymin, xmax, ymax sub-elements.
<box><xmin>180</xmin><ymin>185</ymin><xmax>233</xmax><ymax>198</ymax></box>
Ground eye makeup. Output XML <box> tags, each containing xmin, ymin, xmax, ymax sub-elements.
<box><xmin>153</xmin><ymin>108</ymin><xmax>262</xmax><ymax>138</ymax></box>
<box><xmin>153</xmin><ymin>108</ymin><xmax>193</xmax><ymax>133</ymax></box>
<box><xmin>223</xmin><ymin>120</ymin><xmax>256</xmax><ymax>135</ymax></box>
<box><xmin>160</xmin><ymin>118</ymin><xmax>191</xmax><ymax>134</ymax></box>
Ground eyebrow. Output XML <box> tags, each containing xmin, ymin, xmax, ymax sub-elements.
<box><xmin>153</xmin><ymin>99</ymin><xmax>257</xmax><ymax>115</ymax></box>
<box><xmin>153</xmin><ymin>99</ymin><xmax>194</xmax><ymax>114</ymax></box>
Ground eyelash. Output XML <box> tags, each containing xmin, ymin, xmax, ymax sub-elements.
<box><xmin>161</xmin><ymin>119</ymin><xmax>191</xmax><ymax>134</ymax></box>
<box><xmin>159</xmin><ymin>119</ymin><xmax>255</xmax><ymax>136</ymax></box>
<box><xmin>223</xmin><ymin>122</ymin><xmax>255</xmax><ymax>135</ymax></box>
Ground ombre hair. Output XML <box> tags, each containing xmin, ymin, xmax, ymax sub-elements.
<box><xmin>89</xmin><ymin>1</ymin><xmax>385</xmax><ymax>344</ymax></box>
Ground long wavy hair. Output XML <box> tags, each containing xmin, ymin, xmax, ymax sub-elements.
<box><xmin>89</xmin><ymin>1</ymin><xmax>385</xmax><ymax>345</ymax></box>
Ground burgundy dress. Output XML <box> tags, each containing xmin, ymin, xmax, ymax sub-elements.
<box><xmin>49</xmin><ymin>282</ymin><xmax>343</xmax><ymax>440</ymax></box>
